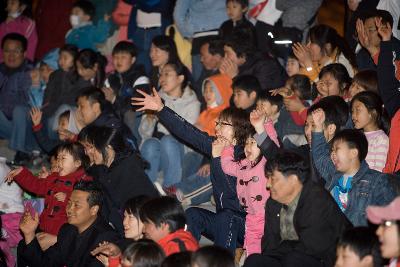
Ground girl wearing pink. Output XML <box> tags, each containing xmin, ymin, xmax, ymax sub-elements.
<box><xmin>221</xmin><ymin>121</ymin><xmax>279</xmax><ymax>256</ymax></box>
<box><xmin>0</xmin><ymin>0</ymin><xmax>37</xmax><ymax>61</ymax></box>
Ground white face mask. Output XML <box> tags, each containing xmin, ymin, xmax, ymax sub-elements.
<box><xmin>9</xmin><ymin>11</ymin><xmax>21</xmax><ymax>19</ymax></box>
<box><xmin>70</xmin><ymin>15</ymin><xmax>81</xmax><ymax>27</ymax></box>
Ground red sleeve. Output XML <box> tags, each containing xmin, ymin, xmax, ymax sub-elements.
<box><xmin>290</xmin><ymin>108</ymin><xmax>308</xmax><ymax>126</ymax></box>
<box><xmin>32</xmin><ymin>123</ymin><xmax>43</xmax><ymax>132</ymax></box>
<box><xmin>14</xmin><ymin>167</ymin><xmax>48</xmax><ymax>196</ymax></box>
<box><xmin>108</xmin><ymin>255</ymin><xmax>121</xmax><ymax>267</ymax></box>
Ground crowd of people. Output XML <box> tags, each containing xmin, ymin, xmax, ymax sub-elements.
<box><xmin>0</xmin><ymin>0</ymin><xmax>399</xmax><ymax>266</ymax></box>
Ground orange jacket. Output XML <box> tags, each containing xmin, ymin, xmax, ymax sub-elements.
<box><xmin>158</xmin><ymin>229</ymin><xmax>199</xmax><ymax>256</ymax></box>
<box><xmin>197</xmin><ymin>74</ymin><xmax>233</xmax><ymax>136</ymax></box>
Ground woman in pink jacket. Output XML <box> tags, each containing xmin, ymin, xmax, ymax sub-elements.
<box><xmin>221</xmin><ymin>120</ymin><xmax>280</xmax><ymax>256</ymax></box>
<box><xmin>0</xmin><ymin>0</ymin><xmax>37</xmax><ymax>62</ymax></box>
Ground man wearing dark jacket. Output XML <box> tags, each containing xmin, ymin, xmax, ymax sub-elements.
<box><xmin>17</xmin><ymin>181</ymin><xmax>119</xmax><ymax>267</ymax></box>
<box><xmin>244</xmin><ymin>151</ymin><xmax>351</xmax><ymax>267</ymax></box>
<box><xmin>221</xmin><ymin>31</ymin><xmax>287</xmax><ymax>92</ymax></box>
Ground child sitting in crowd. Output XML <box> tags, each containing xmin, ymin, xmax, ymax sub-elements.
<box><xmin>196</xmin><ymin>74</ymin><xmax>232</xmax><ymax>136</ymax></box>
<box><xmin>219</xmin><ymin>0</ymin><xmax>256</xmax><ymax>45</ymax></box>
<box><xmin>351</xmin><ymin>91</ymin><xmax>389</xmax><ymax>172</ymax></box>
<box><xmin>139</xmin><ymin>196</ymin><xmax>199</xmax><ymax>256</ymax></box>
<box><xmin>311</xmin><ymin>108</ymin><xmax>396</xmax><ymax>226</ymax></box>
<box><xmin>232</xmin><ymin>75</ymin><xmax>260</xmax><ymax>113</ymax></box>
<box><xmin>4</xmin><ymin>143</ymin><xmax>92</xmax><ymax>250</ymax></box>
<box><xmin>65</xmin><ymin>0</ymin><xmax>111</xmax><ymax>51</ymax></box>
<box><xmin>285</xmin><ymin>53</ymin><xmax>301</xmax><ymax>77</ymax></box>
<box><xmin>348</xmin><ymin>70</ymin><xmax>378</xmax><ymax>100</ymax></box>
<box><xmin>335</xmin><ymin>227</ymin><xmax>383</xmax><ymax>267</ymax></box>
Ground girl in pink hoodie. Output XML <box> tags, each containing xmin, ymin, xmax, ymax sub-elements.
<box><xmin>221</xmin><ymin>121</ymin><xmax>279</xmax><ymax>256</ymax></box>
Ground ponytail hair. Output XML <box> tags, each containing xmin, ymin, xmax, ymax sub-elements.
<box><xmin>351</xmin><ymin>91</ymin><xmax>390</xmax><ymax>134</ymax></box>
<box><xmin>76</xmin><ymin>49</ymin><xmax>107</xmax><ymax>88</ymax></box>
<box><xmin>308</xmin><ymin>24</ymin><xmax>357</xmax><ymax>69</ymax></box>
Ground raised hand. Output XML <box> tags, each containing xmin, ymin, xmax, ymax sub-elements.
<box><xmin>20</xmin><ymin>210</ymin><xmax>39</xmax><ymax>244</ymax></box>
<box><xmin>250</xmin><ymin>109</ymin><xmax>267</xmax><ymax>134</ymax></box>
<box><xmin>356</xmin><ymin>19</ymin><xmax>379</xmax><ymax>56</ymax></box>
<box><xmin>283</xmin><ymin>96</ymin><xmax>306</xmax><ymax>112</ymax></box>
<box><xmin>269</xmin><ymin>87</ymin><xmax>293</xmax><ymax>98</ymax></box>
<box><xmin>375</xmin><ymin>17</ymin><xmax>392</xmax><ymax>42</ymax></box>
<box><xmin>219</xmin><ymin>57</ymin><xmax>239</xmax><ymax>79</ymax></box>
<box><xmin>292</xmin><ymin>42</ymin><xmax>313</xmax><ymax>68</ymax></box>
<box><xmin>311</xmin><ymin>108</ymin><xmax>326</xmax><ymax>132</ymax></box>
<box><xmin>212</xmin><ymin>137</ymin><xmax>231</xmax><ymax>158</ymax></box>
<box><xmin>131</xmin><ymin>88</ymin><xmax>164</xmax><ymax>112</ymax></box>
<box><xmin>4</xmin><ymin>167</ymin><xmax>23</xmax><ymax>183</ymax></box>
<box><xmin>36</xmin><ymin>232</ymin><xmax>57</xmax><ymax>251</ymax></box>
<box><xmin>30</xmin><ymin>107</ymin><xmax>43</xmax><ymax>127</ymax></box>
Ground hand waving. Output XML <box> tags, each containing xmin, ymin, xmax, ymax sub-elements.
<box><xmin>375</xmin><ymin>17</ymin><xmax>392</xmax><ymax>42</ymax></box>
<box><xmin>131</xmin><ymin>88</ymin><xmax>164</xmax><ymax>112</ymax></box>
<box><xmin>250</xmin><ymin>109</ymin><xmax>266</xmax><ymax>134</ymax></box>
<box><xmin>30</xmin><ymin>107</ymin><xmax>43</xmax><ymax>127</ymax></box>
<box><xmin>311</xmin><ymin>108</ymin><xmax>326</xmax><ymax>132</ymax></box>
<box><xmin>4</xmin><ymin>167</ymin><xmax>23</xmax><ymax>183</ymax></box>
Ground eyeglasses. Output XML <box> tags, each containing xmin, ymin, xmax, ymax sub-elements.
<box><xmin>3</xmin><ymin>49</ymin><xmax>23</xmax><ymax>55</ymax></box>
<box><xmin>215</xmin><ymin>121</ymin><xmax>233</xmax><ymax>127</ymax></box>
<box><xmin>239</xmin><ymin>176</ymin><xmax>259</xmax><ymax>186</ymax></box>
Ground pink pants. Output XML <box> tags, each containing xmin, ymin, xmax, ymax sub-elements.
<box><xmin>0</xmin><ymin>212</ymin><xmax>23</xmax><ymax>267</ymax></box>
<box><xmin>244</xmin><ymin>212</ymin><xmax>265</xmax><ymax>256</ymax></box>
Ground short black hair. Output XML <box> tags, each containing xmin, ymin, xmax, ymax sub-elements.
<box><xmin>112</xmin><ymin>41</ymin><xmax>137</xmax><ymax>57</ymax></box>
<box><xmin>161</xmin><ymin>251</ymin><xmax>192</xmax><ymax>267</ymax></box>
<box><xmin>122</xmin><ymin>239</ymin><xmax>165</xmax><ymax>266</ymax></box>
<box><xmin>1</xmin><ymin>33</ymin><xmax>28</xmax><ymax>51</ymax></box>
<box><xmin>338</xmin><ymin>227</ymin><xmax>383</xmax><ymax>267</ymax></box>
<box><xmin>257</xmin><ymin>91</ymin><xmax>283</xmax><ymax>110</ymax></box>
<box><xmin>308</xmin><ymin>96</ymin><xmax>349</xmax><ymax>135</ymax></box>
<box><xmin>226</xmin><ymin>0</ymin><xmax>249</xmax><ymax>8</ymax></box>
<box><xmin>207</xmin><ymin>38</ymin><xmax>225</xmax><ymax>57</ymax></box>
<box><xmin>57</xmin><ymin>142</ymin><xmax>90</xmax><ymax>170</ymax></box>
<box><xmin>224</xmin><ymin>31</ymin><xmax>255</xmax><ymax>58</ymax></box>
<box><xmin>77</xmin><ymin>87</ymin><xmax>107</xmax><ymax>111</ymax></box>
<box><xmin>287</xmin><ymin>74</ymin><xmax>312</xmax><ymax>101</ymax></box>
<box><xmin>331</xmin><ymin>129</ymin><xmax>368</xmax><ymax>162</ymax></box>
<box><xmin>59</xmin><ymin>110</ymin><xmax>70</xmax><ymax>123</ymax></box>
<box><xmin>139</xmin><ymin>196</ymin><xmax>186</xmax><ymax>233</ymax></box>
<box><xmin>232</xmin><ymin>75</ymin><xmax>261</xmax><ymax>96</ymax></box>
<box><xmin>360</xmin><ymin>9</ymin><xmax>394</xmax><ymax>28</ymax></box>
<box><xmin>319</xmin><ymin>63</ymin><xmax>351</xmax><ymax>95</ymax></box>
<box><xmin>191</xmin><ymin>246</ymin><xmax>235</xmax><ymax>267</ymax></box>
<box><xmin>73</xmin><ymin>180</ymin><xmax>103</xmax><ymax>209</ymax></box>
<box><xmin>73</xmin><ymin>0</ymin><xmax>95</xmax><ymax>19</ymax></box>
<box><xmin>124</xmin><ymin>195</ymin><xmax>150</xmax><ymax>218</ymax></box>
<box><xmin>265</xmin><ymin>150</ymin><xmax>310</xmax><ymax>183</ymax></box>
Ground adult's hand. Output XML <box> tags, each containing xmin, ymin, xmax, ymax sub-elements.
<box><xmin>376</xmin><ymin>17</ymin><xmax>392</xmax><ymax>42</ymax></box>
<box><xmin>292</xmin><ymin>42</ymin><xmax>313</xmax><ymax>68</ymax></box>
<box><xmin>219</xmin><ymin>58</ymin><xmax>239</xmax><ymax>79</ymax></box>
<box><xmin>131</xmin><ymin>88</ymin><xmax>164</xmax><ymax>112</ymax></box>
<box><xmin>20</xmin><ymin>211</ymin><xmax>39</xmax><ymax>244</ymax></box>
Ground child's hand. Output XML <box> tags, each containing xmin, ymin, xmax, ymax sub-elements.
<box><xmin>102</xmin><ymin>87</ymin><xmax>116</xmax><ymax>104</ymax></box>
<box><xmin>269</xmin><ymin>87</ymin><xmax>293</xmax><ymax>98</ymax></box>
<box><xmin>58</xmin><ymin>129</ymin><xmax>75</xmax><ymax>141</ymax></box>
<box><xmin>131</xmin><ymin>88</ymin><xmax>164</xmax><ymax>112</ymax></box>
<box><xmin>54</xmin><ymin>192</ymin><xmax>67</xmax><ymax>202</ymax></box>
<box><xmin>311</xmin><ymin>108</ymin><xmax>325</xmax><ymax>132</ymax></box>
<box><xmin>30</xmin><ymin>107</ymin><xmax>43</xmax><ymax>127</ymax></box>
<box><xmin>91</xmin><ymin>241</ymin><xmax>121</xmax><ymax>258</ymax></box>
<box><xmin>212</xmin><ymin>137</ymin><xmax>230</xmax><ymax>158</ymax></box>
<box><xmin>219</xmin><ymin>57</ymin><xmax>239</xmax><ymax>79</ymax></box>
<box><xmin>375</xmin><ymin>17</ymin><xmax>392</xmax><ymax>42</ymax></box>
<box><xmin>283</xmin><ymin>96</ymin><xmax>306</xmax><ymax>112</ymax></box>
<box><xmin>292</xmin><ymin>42</ymin><xmax>313</xmax><ymax>68</ymax></box>
<box><xmin>197</xmin><ymin>164</ymin><xmax>211</xmax><ymax>177</ymax></box>
<box><xmin>38</xmin><ymin>166</ymin><xmax>50</xmax><ymax>179</ymax></box>
<box><xmin>4</xmin><ymin>167</ymin><xmax>23</xmax><ymax>183</ymax></box>
<box><xmin>250</xmin><ymin>109</ymin><xmax>266</xmax><ymax>134</ymax></box>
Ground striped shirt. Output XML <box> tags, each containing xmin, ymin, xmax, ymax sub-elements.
<box><xmin>365</xmin><ymin>130</ymin><xmax>389</xmax><ymax>172</ymax></box>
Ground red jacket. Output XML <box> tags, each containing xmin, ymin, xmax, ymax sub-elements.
<box><xmin>15</xmin><ymin>168</ymin><xmax>91</xmax><ymax>235</ymax></box>
<box><xmin>383</xmin><ymin>110</ymin><xmax>400</xmax><ymax>173</ymax></box>
<box><xmin>158</xmin><ymin>229</ymin><xmax>199</xmax><ymax>256</ymax></box>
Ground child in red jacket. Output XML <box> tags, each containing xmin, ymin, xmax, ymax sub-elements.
<box><xmin>140</xmin><ymin>196</ymin><xmax>198</xmax><ymax>256</ymax></box>
<box><xmin>5</xmin><ymin>142</ymin><xmax>91</xmax><ymax>249</ymax></box>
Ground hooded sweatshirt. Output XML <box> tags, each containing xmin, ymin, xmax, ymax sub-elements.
<box><xmin>197</xmin><ymin>74</ymin><xmax>232</xmax><ymax>136</ymax></box>
<box><xmin>157</xmin><ymin>229</ymin><xmax>199</xmax><ymax>256</ymax></box>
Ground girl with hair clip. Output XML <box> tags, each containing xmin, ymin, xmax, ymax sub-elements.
<box><xmin>293</xmin><ymin>24</ymin><xmax>357</xmax><ymax>83</ymax></box>
<box><xmin>351</xmin><ymin>91</ymin><xmax>390</xmax><ymax>172</ymax></box>
<box><xmin>4</xmin><ymin>143</ymin><xmax>92</xmax><ymax>250</ymax></box>
<box><xmin>0</xmin><ymin>0</ymin><xmax>37</xmax><ymax>61</ymax></box>
<box><xmin>220</xmin><ymin>117</ymin><xmax>279</xmax><ymax>257</ymax></box>
<box><xmin>76</xmin><ymin>48</ymin><xmax>107</xmax><ymax>88</ymax></box>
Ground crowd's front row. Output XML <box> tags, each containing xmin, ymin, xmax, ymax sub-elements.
<box><xmin>1</xmin><ymin>86</ymin><xmax>397</xmax><ymax>267</ymax></box>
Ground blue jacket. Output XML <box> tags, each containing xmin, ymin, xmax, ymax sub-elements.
<box><xmin>0</xmin><ymin>61</ymin><xmax>32</xmax><ymax>119</ymax></box>
<box><xmin>65</xmin><ymin>21</ymin><xmax>111</xmax><ymax>51</ymax></box>
<box><xmin>158</xmin><ymin>106</ymin><xmax>243</xmax><ymax>214</ymax></box>
<box><xmin>311</xmin><ymin>132</ymin><xmax>396</xmax><ymax>226</ymax></box>
<box><xmin>173</xmin><ymin>0</ymin><xmax>228</xmax><ymax>38</ymax></box>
